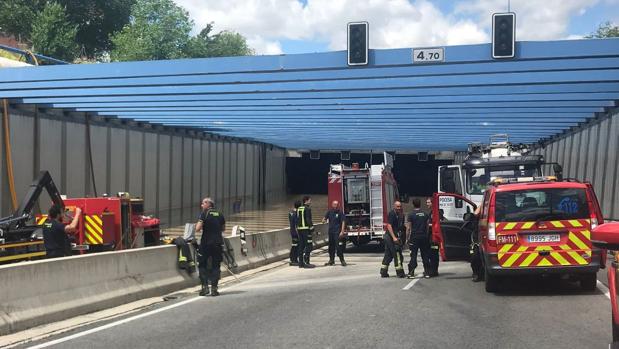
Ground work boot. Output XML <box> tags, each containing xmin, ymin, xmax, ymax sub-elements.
<box><xmin>396</xmin><ymin>270</ymin><xmax>406</xmax><ymax>278</ymax></box>
<box><xmin>340</xmin><ymin>257</ymin><xmax>347</xmax><ymax>266</ymax></box>
<box><xmin>289</xmin><ymin>261</ymin><xmax>299</xmax><ymax>266</ymax></box>
<box><xmin>211</xmin><ymin>286</ymin><xmax>220</xmax><ymax>297</ymax></box>
<box><xmin>407</xmin><ymin>269</ymin><xmax>415</xmax><ymax>278</ymax></box>
<box><xmin>304</xmin><ymin>263</ymin><xmax>316</xmax><ymax>268</ymax></box>
<box><xmin>199</xmin><ymin>283</ymin><xmax>210</xmax><ymax>297</ymax></box>
<box><xmin>380</xmin><ymin>269</ymin><xmax>389</xmax><ymax>278</ymax></box>
<box><xmin>324</xmin><ymin>260</ymin><xmax>335</xmax><ymax>266</ymax></box>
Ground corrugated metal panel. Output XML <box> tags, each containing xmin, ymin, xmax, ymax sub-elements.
<box><xmin>65</xmin><ymin>122</ymin><xmax>86</xmax><ymax>197</ymax></box>
<box><xmin>128</xmin><ymin>130</ymin><xmax>143</xmax><ymax>196</ymax></box>
<box><xmin>143</xmin><ymin>132</ymin><xmax>158</xmax><ymax>215</ymax></box>
<box><xmin>158</xmin><ymin>135</ymin><xmax>171</xmax><ymax>227</ymax></box>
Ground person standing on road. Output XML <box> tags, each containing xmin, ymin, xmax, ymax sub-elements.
<box><xmin>322</xmin><ymin>200</ymin><xmax>347</xmax><ymax>266</ymax></box>
<box><xmin>43</xmin><ymin>205</ymin><xmax>82</xmax><ymax>258</ymax></box>
<box><xmin>195</xmin><ymin>197</ymin><xmax>226</xmax><ymax>296</ymax></box>
<box><xmin>380</xmin><ymin>201</ymin><xmax>405</xmax><ymax>278</ymax></box>
<box><xmin>406</xmin><ymin>198</ymin><xmax>432</xmax><ymax>278</ymax></box>
<box><xmin>426</xmin><ymin>197</ymin><xmax>440</xmax><ymax>277</ymax></box>
<box><xmin>288</xmin><ymin>200</ymin><xmax>302</xmax><ymax>266</ymax></box>
<box><xmin>297</xmin><ymin>196</ymin><xmax>315</xmax><ymax>268</ymax></box>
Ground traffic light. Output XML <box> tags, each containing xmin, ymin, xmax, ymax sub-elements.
<box><xmin>347</xmin><ymin>22</ymin><xmax>368</xmax><ymax>66</ymax></box>
<box><xmin>492</xmin><ymin>13</ymin><xmax>515</xmax><ymax>59</ymax></box>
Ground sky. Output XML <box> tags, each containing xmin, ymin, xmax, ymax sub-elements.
<box><xmin>173</xmin><ymin>0</ymin><xmax>619</xmax><ymax>55</ymax></box>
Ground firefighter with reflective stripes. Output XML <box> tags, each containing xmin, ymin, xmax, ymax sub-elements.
<box><xmin>381</xmin><ymin>201</ymin><xmax>405</xmax><ymax>278</ymax></box>
<box><xmin>426</xmin><ymin>197</ymin><xmax>440</xmax><ymax>277</ymax></box>
<box><xmin>297</xmin><ymin>196</ymin><xmax>315</xmax><ymax>268</ymax></box>
<box><xmin>43</xmin><ymin>205</ymin><xmax>81</xmax><ymax>258</ymax></box>
<box><xmin>288</xmin><ymin>200</ymin><xmax>302</xmax><ymax>266</ymax></box>
<box><xmin>196</xmin><ymin>197</ymin><xmax>226</xmax><ymax>296</ymax></box>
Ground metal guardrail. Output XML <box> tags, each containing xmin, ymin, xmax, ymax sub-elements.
<box><xmin>0</xmin><ymin>44</ymin><xmax>68</xmax><ymax>65</ymax></box>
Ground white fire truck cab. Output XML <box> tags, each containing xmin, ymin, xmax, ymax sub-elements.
<box><xmin>327</xmin><ymin>154</ymin><xmax>398</xmax><ymax>246</ymax></box>
<box><xmin>437</xmin><ymin>134</ymin><xmax>547</xmax><ymax>221</ymax></box>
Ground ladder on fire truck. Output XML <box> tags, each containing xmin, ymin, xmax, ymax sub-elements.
<box><xmin>369</xmin><ymin>166</ymin><xmax>383</xmax><ymax>231</ymax></box>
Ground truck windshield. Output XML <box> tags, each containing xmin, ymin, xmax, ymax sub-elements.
<box><xmin>495</xmin><ymin>188</ymin><xmax>589</xmax><ymax>222</ymax></box>
<box><xmin>466</xmin><ymin>165</ymin><xmax>541</xmax><ymax>195</ymax></box>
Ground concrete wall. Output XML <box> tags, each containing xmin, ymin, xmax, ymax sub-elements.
<box><xmin>531</xmin><ymin>110</ymin><xmax>618</xmax><ymax>220</ymax></box>
<box><xmin>0</xmin><ymin>224</ymin><xmax>328</xmax><ymax>335</ymax></box>
<box><xmin>0</xmin><ymin>105</ymin><xmax>287</xmax><ymax>227</ymax></box>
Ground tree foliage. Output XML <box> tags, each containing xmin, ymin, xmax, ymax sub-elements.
<box><xmin>30</xmin><ymin>2</ymin><xmax>79</xmax><ymax>61</ymax></box>
<box><xmin>0</xmin><ymin>0</ymin><xmax>134</xmax><ymax>58</ymax></box>
<box><xmin>110</xmin><ymin>0</ymin><xmax>193</xmax><ymax>61</ymax></box>
<box><xmin>586</xmin><ymin>21</ymin><xmax>619</xmax><ymax>38</ymax></box>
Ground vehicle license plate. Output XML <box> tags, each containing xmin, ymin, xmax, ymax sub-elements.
<box><xmin>527</xmin><ymin>234</ymin><xmax>560</xmax><ymax>243</ymax></box>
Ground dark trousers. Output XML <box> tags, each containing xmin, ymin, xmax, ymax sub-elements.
<box><xmin>290</xmin><ymin>234</ymin><xmax>299</xmax><ymax>263</ymax></box>
<box><xmin>428</xmin><ymin>242</ymin><xmax>440</xmax><ymax>276</ymax></box>
<box><xmin>381</xmin><ymin>234</ymin><xmax>404</xmax><ymax>274</ymax></box>
<box><xmin>408</xmin><ymin>235</ymin><xmax>431</xmax><ymax>274</ymax></box>
<box><xmin>470</xmin><ymin>243</ymin><xmax>482</xmax><ymax>277</ymax></box>
<box><xmin>298</xmin><ymin>229</ymin><xmax>313</xmax><ymax>265</ymax></box>
<box><xmin>328</xmin><ymin>234</ymin><xmax>346</xmax><ymax>261</ymax></box>
<box><xmin>198</xmin><ymin>244</ymin><xmax>223</xmax><ymax>288</ymax></box>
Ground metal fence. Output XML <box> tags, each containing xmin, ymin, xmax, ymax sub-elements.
<box><xmin>0</xmin><ymin>105</ymin><xmax>287</xmax><ymax>228</ymax></box>
<box><xmin>532</xmin><ymin>109</ymin><xmax>618</xmax><ymax>221</ymax></box>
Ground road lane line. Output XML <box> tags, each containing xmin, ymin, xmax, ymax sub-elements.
<box><xmin>403</xmin><ymin>278</ymin><xmax>421</xmax><ymax>290</ymax></box>
<box><xmin>26</xmin><ymin>267</ymin><xmax>277</xmax><ymax>349</ymax></box>
<box><xmin>597</xmin><ymin>280</ymin><xmax>611</xmax><ymax>299</ymax></box>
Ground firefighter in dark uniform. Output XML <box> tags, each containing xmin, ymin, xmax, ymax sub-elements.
<box><xmin>322</xmin><ymin>200</ymin><xmax>347</xmax><ymax>266</ymax></box>
<box><xmin>471</xmin><ymin>205</ymin><xmax>483</xmax><ymax>282</ymax></box>
<box><xmin>380</xmin><ymin>201</ymin><xmax>405</xmax><ymax>278</ymax></box>
<box><xmin>297</xmin><ymin>196</ymin><xmax>315</xmax><ymax>268</ymax></box>
<box><xmin>406</xmin><ymin>198</ymin><xmax>431</xmax><ymax>278</ymax></box>
<box><xmin>196</xmin><ymin>197</ymin><xmax>226</xmax><ymax>296</ymax></box>
<box><xmin>43</xmin><ymin>205</ymin><xmax>81</xmax><ymax>258</ymax></box>
<box><xmin>426</xmin><ymin>197</ymin><xmax>440</xmax><ymax>277</ymax></box>
<box><xmin>288</xmin><ymin>201</ymin><xmax>302</xmax><ymax>266</ymax></box>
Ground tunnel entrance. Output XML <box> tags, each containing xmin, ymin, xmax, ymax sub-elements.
<box><xmin>286</xmin><ymin>153</ymin><xmax>453</xmax><ymax>197</ymax></box>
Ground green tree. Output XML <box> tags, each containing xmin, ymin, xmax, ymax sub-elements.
<box><xmin>30</xmin><ymin>2</ymin><xmax>79</xmax><ymax>61</ymax></box>
<box><xmin>185</xmin><ymin>25</ymin><xmax>253</xmax><ymax>58</ymax></box>
<box><xmin>0</xmin><ymin>0</ymin><xmax>44</xmax><ymax>42</ymax></box>
<box><xmin>110</xmin><ymin>0</ymin><xmax>193</xmax><ymax>61</ymax></box>
<box><xmin>208</xmin><ymin>31</ymin><xmax>254</xmax><ymax>57</ymax></box>
<box><xmin>61</xmin><ymin>0</ymin><xmax>136</xmax><ymax>58</ymax></box>
<box><xmin>586</xmin><ymin>21</ymin><xmax>619</xmax><ymax>38</ymax></box>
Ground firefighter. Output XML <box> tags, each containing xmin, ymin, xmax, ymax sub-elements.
<box><xmin>297</xmin><ymin>196</ymin><xmax>315</xmax><ymax>268</ymax></box>
<box><xmin>471</xmin><ymin>205</ymin><xmax>483</xmax><ymax>282</ymax></box>
<box><xmin>43</xmin><ymin>205</ymin><xmax>82</xmax><ymax>258</ymax></box>
<box><xmin>196</xmin><ymin>197</ymin><xmax>226</xmax><ymax>296</ymax></box>
<box><xmin>426</xmin><ymin>197</ymin><xmax>440</xmax><ymax>277</ymax></box>
<box><xmin>406</xmin><ymin>198</ymin><xmax>432</xmax><ymax>278</ymax></box>
<box><xmin>380</xmin><ymin>201</ymin><xmax>405</xmax><ymax>278</ymax></box>
<box><xmin>322</xmin><ymin>200</ymin><xmax>347</xmax><ymax>266</ymax></box>
<box><xmin>288</xmin><ymin>200</ymin><xmax>302</xmax><ymax>266</ymax></box>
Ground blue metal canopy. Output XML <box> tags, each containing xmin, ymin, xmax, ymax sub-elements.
<box><xmin>1</xmin><ymin>38</ymin><xmax>618</xmax><ymax>151</ymax></box>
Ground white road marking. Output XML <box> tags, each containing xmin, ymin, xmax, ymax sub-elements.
<box><xmin>26</xmin><ymin>268</ymin><xmax>277</xmax><ymax>349</ymax></box>
<box><xmin>403</xmin><ymin>278</ymin><xmax>421</xmax><ymax>290</ymax></box>
<box><xmin>597</xmin><ymin>280</ymin><xmax>611</xmax><ymax>299</ymax></box>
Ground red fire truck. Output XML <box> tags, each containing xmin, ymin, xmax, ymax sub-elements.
<box><xmin>327</xmin><ymin>155</ymin><xmax>398</xmax><ymax>246</ymax></box>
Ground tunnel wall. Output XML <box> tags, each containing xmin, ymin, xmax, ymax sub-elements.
<box><xmin>0</xmin><ymin>105</ymin><xmax>287</xmax><ymax>228</ymax></box>
<box><xmin>531</xmin><ymin>109</ymin><xmax>618</xmax><ymax>220</ymax></box>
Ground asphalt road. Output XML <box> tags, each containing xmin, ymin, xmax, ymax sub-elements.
<box><xmin>22</xmin><ymin>244</ymin><xmax>612</xmax><ymax>349</ymax></box>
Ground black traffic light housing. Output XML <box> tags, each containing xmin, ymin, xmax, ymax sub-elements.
<box><xmin>492</xmin><ymin>12</ymin><xmax>515</xmax><ymax>59</ymax></box>
<box><xmin>347</xmin><ymin>22</ymin><xmax>368</xmax><ymax>66</ymax></box>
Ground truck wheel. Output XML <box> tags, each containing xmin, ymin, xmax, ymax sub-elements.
<box><xmin>484</xmin><ymin>267</ymin><xmax>499</xmax><ymax>293</ymax></box>
<box><xmin>580</xmin><ymin>273</ymin><xmax>597</xmax><ymax>291</ymax></box>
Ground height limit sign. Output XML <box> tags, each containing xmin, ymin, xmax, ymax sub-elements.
<box><xmin>412</xmin><ymin>47</ymin><xmax>445</xmax><ymax>63</ymax></box>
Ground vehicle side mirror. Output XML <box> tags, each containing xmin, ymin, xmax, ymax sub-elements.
<box><xmin>553</xmin><ymin>164</ymin><xmax>563</xmax><ymax>181</ymax></box>
<box><xmin>463</xmin><ymin>213</ymin><xmax>476</xmax><ymax>222</ymax></box>
<box><xmin>592</xmin><ymin>222</ymin><xmax>619</xmax><ymax>250</ymax></box>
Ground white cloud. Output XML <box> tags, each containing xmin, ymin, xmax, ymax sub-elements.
<box><xmin>454</xmin><ymin>0</ymin><xmax>599</xmax><ymax>40</ymax></box>
<box><xmin>174</xmin><ymin>0</ymin><xmax>599</xmax><ymax>54</ymax></box>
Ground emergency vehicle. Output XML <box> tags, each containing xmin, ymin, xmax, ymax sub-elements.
<box><xmin>437</xmin><ymin>134</ymin><xmax>547</xmax><ymax>221</ymax></box>
<box><xmin>590</xmin><ymin>222</ymin><xmax>619</xmax><ymax>344</ymax></box>
<box><xmin>433</xmin><ymin>176</ymin><xmax>605</xmax><ymax>293</ymax></box>
<box><xmin>0</xmin><ymin>171</ymin><xmax>160</xmax><ymax>264</ymax></box>
<box><xmin>327</xmin><ymin>154</ymin><xmax>398</xmax><ymax>246</ymax></box>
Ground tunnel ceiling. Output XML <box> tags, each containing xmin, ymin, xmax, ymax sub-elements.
<box><xmin>1</xmin><ymin>38</ymin><xmax>618</xmax><ymax>151</ymax></box>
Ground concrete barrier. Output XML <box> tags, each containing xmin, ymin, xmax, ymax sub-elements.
<box><xmin>0</xmin><ymin>224</ymin><xmax>327</xmax><ymax>335</ymax></box>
